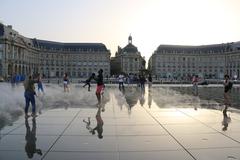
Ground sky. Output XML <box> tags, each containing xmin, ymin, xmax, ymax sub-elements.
<box><xmin>1</xmin><ymin>0</ymin><xmax>240</xmax><ymax>62</ymax></box>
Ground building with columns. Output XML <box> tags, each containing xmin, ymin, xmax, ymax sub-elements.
<box><xmin>0</xmin><ymin>23</ymin><xmax>111</xmax><ymax>79</ymax></box>
<box><xmin>148</xmin><ymin>43</ymin><xmax>240</xmax><ymax>79</ymax></box>
<box><xmin>111</xmin><ymin>35</ymin><xmax>145</xmax><ymax>75</ymax></box>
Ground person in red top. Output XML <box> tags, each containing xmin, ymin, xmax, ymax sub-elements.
<box><xmin>192</xmin><ymin>75</ymin><xmax>199</xmax><ymax>96</ymax></box>
<box><xmin>94</xmin><ymin>69</ymin><xmax>104</xmax><ymax>105</ymax></box>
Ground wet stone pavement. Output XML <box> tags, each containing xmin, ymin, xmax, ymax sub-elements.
<box><xmin>1</xmin><ymin>85</ymin><xmax>240</xmax><ymax>160</ymax></box>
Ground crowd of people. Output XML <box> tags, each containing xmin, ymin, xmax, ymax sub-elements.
<box><xmin>4</xmin><ymin>68</ymin><xmax>231</xmax><ymax>136</ymax></box>
<box><xmin>1</xmin><ymin>68</ymin><xmax>235</xmax><ymax>159</ymax></box>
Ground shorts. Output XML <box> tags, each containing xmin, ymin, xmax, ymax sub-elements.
<box><xmin>63</xmin><ymin>81</ymin><xmax>68</xmax><ymax>85</ymax></box>
<box><xmin>96</xmin><ymin>85</ymin><xmax>104</xmax><ymax>94</ymax></box>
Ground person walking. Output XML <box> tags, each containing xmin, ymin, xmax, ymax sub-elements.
<box><xmin>192</xmin><ymin>75</ymin><xmax>199</xmax><ymax>96</ymax></box>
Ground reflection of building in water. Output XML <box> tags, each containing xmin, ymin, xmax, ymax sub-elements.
<box><xmin>124</xmin><ymin>87</ymin><xmax>139</xmax><ymax>108</ymax></box>
<box><xmin>115</xmin><ymin>87</ymin><xmax>139</xmax><ymax>110</ymax></box>
<box><xmin>0</xmin><ymin>23</ymin><xmax>110</xmax><ymax>78</ymax></box>
<box><xmin>149</xmin><ymin>42</ymin><xmax>240</xmax><ymax>79</ymax></box>
<box><xmin>25</xmin><ymin>118</ymin><xmax>42</xmax><ymax>158</ymax></box>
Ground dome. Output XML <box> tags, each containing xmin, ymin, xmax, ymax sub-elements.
<box><xmin>123</xmin><ymin>43</ymin><xmax>138</xmax><ymax>53</ymax></box>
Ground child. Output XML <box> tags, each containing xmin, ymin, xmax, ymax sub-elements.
<box><xmin>37</xmin><ymin>75</ymin><xmax>44</xmax><ymax>95</ymax></box>
<box><xmin>63</xmin><ymin>73</ymin><xmax>70</xmax><ymax>92</ymax></box>
<box><xmin>83</xmin><ymin>73</ymin><xmax>95</xmax><ymax>91</ymax></box>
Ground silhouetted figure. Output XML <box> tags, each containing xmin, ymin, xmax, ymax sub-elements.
<box><xmin>63</xmin><ymin>73</ymin><xmax>70</xmax><ymax>92</ymax></box>
<box><xmin>148</xmin><ymin>74</ymin><xmax>152</xmax><ymax>88</ymax></box>
<box><xmin>118</xmin><ymin>74</ymin><xmax>125</xmax><ymax>91</ymax></box>
<box><xmin>25</xmin><ymin>117</ymin><xmax>42</xmax><ymax>158</ymax></box>
<box><xmin>94</xmin><ymin>69</ymin><xmax>104</xmax><ymax>105</ymax></box>
<box><xmin>139</xmin><ymin>75</ymin><xmax>146</xmax><ymax>90</ymax></box>
<box><xmin>223</xmin><ymin>74</ymin><xmax>232</xmax><ymax>116</ymax></box>
<box><xmin>192</xmin><ymin>75</ymin><xmax>198</xmax><ymax>96</ymax></box>
<box><xmin>83</xmin><ymin>73</ymin><xmax>95</xmax><ymax>91</ymax></box>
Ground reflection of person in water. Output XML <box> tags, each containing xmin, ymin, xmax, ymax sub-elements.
<box><xmin>25</xmin><ymin>117</ymin><xmax>42</xmax><ymax>158</ymax></box>
<box><xmin>222</xmin><ymin>112</ymin><xmax>231</xmax><ymax>131</ymax></box>
<box><xmin>148</xmin><ymin>87</ymin><xmax>152</xmax><ymax>108</ymax></box>
<box><xmin>92</xmin><ymin>107</ymin><xmax>104</xmax><ymax>139</ymax></box>
<box><xmin>83</xmin><ymin>117</ymin><xmax>94</xmax><ymax>134</ymax></box>
<box><xmin>139</xmin><ymin>88</ymin><xmax>145</xmax><ymax>106</ymax></box>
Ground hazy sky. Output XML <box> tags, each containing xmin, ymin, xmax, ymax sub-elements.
<box><xmin>1</xmin><ymin>0</ymin><xmax>240</xmax><ymax>61</ymax></box>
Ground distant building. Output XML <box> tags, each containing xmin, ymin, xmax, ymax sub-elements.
<box><xmin>111</xmin><ymin>35</ymin><xmax>145</xmax><ymax>75</ymax></box>
<box><xmin>0</xmin><ymin>23</ymin><xmax>110</xmax><ymax>78</ymax></box>
<box><xmin>148</xmin><ymin>43</ymin><xmax>240</xmax><ymax>79</ymax></box>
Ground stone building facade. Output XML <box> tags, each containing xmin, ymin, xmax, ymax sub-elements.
<box><xmin>111</xmin><ymin>35</ymin><xmax>145</xmax><ymax>75</ymax></box>
<box><xmin>148</xmin><ymin>43</ymin><xmax>240</xmax><ymax>79</ymax></box>
<box><xmin>0</xmin><ymin>23</ymin><xmax>110</xmax><ymax>79</ymax></box>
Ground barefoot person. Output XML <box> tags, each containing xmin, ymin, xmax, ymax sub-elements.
<box><xmin>223</xmin><ymin>74</ymin><xmax>232</xmax><ymax>116</ymax></box>
<box><xmin>24</xmin><ymin>75</ymin><xmax>39</xmax><ymax>118</ymax></box>
<box><xmin>192</xmin><ymin>75</ymin><xmax>199</xmax><ymax>96</ymax></box>
<box><xmin>94</xmin><ymin>69</ymin><xmax>104</xmax><ymax>105</ymax></box>
<box><xmin>63</xmin><ymin>73</ymin><xmax>70</xmax><ymax>92</ymax></box>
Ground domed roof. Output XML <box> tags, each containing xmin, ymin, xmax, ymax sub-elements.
<box><xmin>123</xmin><ymin>43</ymin><xmax>138</xmax><ymax>53</ymax></box>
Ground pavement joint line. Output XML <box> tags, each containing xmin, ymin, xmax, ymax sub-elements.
<box><xmin>177</xmin><ymin>108</ymin><xmax>240</xmax><ymax>145</ymax></box>
<box><xmin>41</xmin><ymin>109</ymin><xmax>82</xmax><ymax>160</ymax></box>
<box><xmin>142</xmin><ymin>106</ymin><xmax>197</xmax><ymax>160</ymax></box>
<box><xmin>0</xmin><ymin>123</ymin><xmax>24</xmax><ymax>140</ymax></box>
